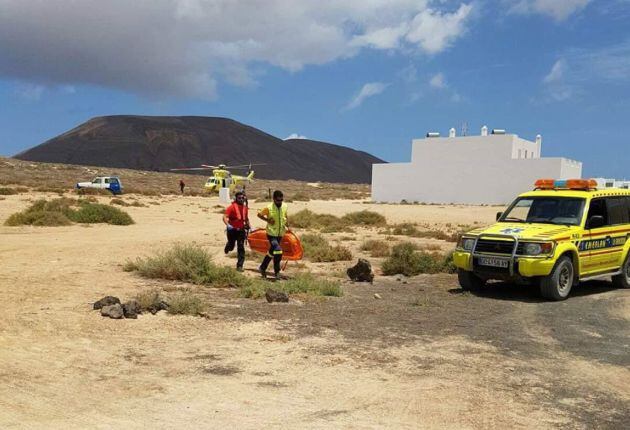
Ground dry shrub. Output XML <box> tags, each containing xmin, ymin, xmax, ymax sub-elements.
<box><xmin>135</xmin><ymin>289</ymin><xmax>163</xmax><ymax>311</ymax></box>
<box><xmin>382</xmin><ymin>243</ymin><xmax>455</xmax><ymax>276</ymax></box>
<box><xmin>75</xmin><ymin>188</ymin><xmax>111</xmax><ymax>196</ymax></box>
<box><xmin>291</xmin><ymin>209</ymin><xmax>352</xmax><ymax>233</ymax></box>
<box><xmin>291</xmin><ymin>191</ymin><xmax>311</xmax><ymax>201</ymax></box>
<box><xmin>301</xmin><ymin>233</ymin><xmax>352</xmax><ymax>262</ymax></box>
<box><xmin>381</xmin><ymin>223</ymin><xmax>462</xmax><ymax>242</ymax></box>
<box><xmin>341</xmin><ymin>210</ymin><xmax>386</xmax><ymax>226</ymax></box>
<box><xmin>4</xmin><ymin>198</ymin><xmax>134</xmax><ymax>226</ymax></box>
<box><xmin>0</xmin><ymin>187</ymin><xmax>18</xmax><ymax>195</ymax></box>
<box><xmin>110</xmin><ymin>198</ymin><xmax>129</xmax><ymax>206</ymax></box>
<box><xmin>240</xmin><ymin>273</ymin><xmax>342</xmax><ymax>299</ymax></box>
<box><xmin>125</xmin><ymin>243</ymin><xmax>250</xmax><ymax>288</ymax></box>
<box><xmin>360</xmin><ymin>239</ymin><xmax>390</xmax><ymax>257</ymax></box>
<box><xmin>167</xmin><ymin>290</ymin><xmax>205</xmax><ymax>315</ymax></box>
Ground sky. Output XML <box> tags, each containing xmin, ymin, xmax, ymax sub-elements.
<box><xmin>0</xmin><ymin>0</ymin><xmax>629</xmax><ymax>178</ymax></box>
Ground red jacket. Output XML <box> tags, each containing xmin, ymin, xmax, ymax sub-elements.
<box><xmin>225</xmin><ymin>202</ymin><xmax>249</xmax><ymax>230</ymax></box>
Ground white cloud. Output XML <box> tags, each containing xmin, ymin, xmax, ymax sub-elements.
<box><xmin>405</xmin><ymin>4</ymin><xmax>474</xmax><ymax>54</ymax></box>
<box><xmin>540</xmin><ymin>41</ymin><xmax>630</xmax><ymax>102</ymax></box>
<box><xmin>543</xmin><ymin>59</ymin><xmax>566</xmax><ymax>83</ymax></box>
<box><xmin>429</xmin><ymin>72</ymin><xmax>447</xmax><ymax>88</ymax></box>
<box><xmin>15</xmin><ymin>84</ymin><xmax>45</xmax><ymax>101</ymax></box>
<box><xmin>345</xmin><ymin>82</ymin><xmax>389</xmax><ymax>110</ymax></box>
<box><xmin>0</xmin><ymin>1</ymin><xmax>475</xmax><ymax>99</ymax></box>
<box><xmin>284</xmin><ymin>133</ymin><xmax>308</xmax><ymax>140</ymax></box>
<box><xmin>509</xmin><ymin>0</ymin><xmax>591</xmax><ymax>21</ymax></box>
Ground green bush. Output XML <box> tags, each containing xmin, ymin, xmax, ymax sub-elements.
<box><xmin>240</xmin><ymin>273</ymin><xmax>342</xmax><ymax>299</ymax></box>
<box><xmin>4</xmin><ymin>198</ymin><xmax>134</xmax><ymax>226</ymax></box>
<box><xmin>381</xmin><ymin>223</ymin><xmax>461</xmax><ymax>242</ymax></box>
<box><xmin>341</xmin><ymin>210</ymin><xmax>386</xmax><ymax>226</ymax></box>
<box><xmin>69</xmin><ymin>203</ymin><xmax>134</xmax><ymax>225</ymax></box>
<box><xmin>382</xmin><ymin>242</ymin><xmax>454</xmax><ymax>276</ymax></box>
<box><xmin>301</xmin><ymin>233</ymin><xmax>352</xmax><ymax>262</ymax></box>
<box><xmin>125</xmin><ymin>243</ymin><xmax>251</xmax><ymax>288</ymax></box>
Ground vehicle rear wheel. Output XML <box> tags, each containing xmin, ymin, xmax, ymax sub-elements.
<box><xmin>612</xmin><ymin>253</ymin><xmax>630</xmax><ymax>289</ymax></box>
<box><xmin>458</xmin><ymin>269</ymin><xmax>485</xmax><ymax>291</ymax></box>
<box><xmin>540</xmin><ymin>256</ymin><xmax>574</xmax><ymax>301</ymax></box>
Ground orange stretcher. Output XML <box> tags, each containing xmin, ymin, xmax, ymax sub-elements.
<box><xmin>247</xmin><ymin>229</ymin><xmax>304</xmax><ymax>261</ymax></box>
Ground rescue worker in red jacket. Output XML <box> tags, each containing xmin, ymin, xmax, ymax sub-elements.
<box><xmin>223</xmin><ymin>191</ymin><xmax>250</xmax><ymax>271</ymax></box>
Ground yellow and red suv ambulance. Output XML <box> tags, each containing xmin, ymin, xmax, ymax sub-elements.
<box><xmin>454</xmin><ymin>179</ymin><xmax>630</xmax><ymax>300</ymax></box>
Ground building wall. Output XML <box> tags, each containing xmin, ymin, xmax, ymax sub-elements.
<box><xmin>372</xmin><ymin>134</ymin><xmax>582</xmax><ymax>204</ymax></box>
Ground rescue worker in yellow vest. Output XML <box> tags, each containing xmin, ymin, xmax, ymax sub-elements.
<box><xmin>257</xmin><ymin>190</ymin><xmax>289</xmax><ymax>279</ymax></box>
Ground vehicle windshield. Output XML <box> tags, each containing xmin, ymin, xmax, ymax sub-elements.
<box><xmin>500</xmin><ymin>197</ymin><xmax>586</xmax><ymax>226</ymax></box>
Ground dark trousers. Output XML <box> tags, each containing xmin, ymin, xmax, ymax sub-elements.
<box><xmin>260</xmin><ymin>235</ymin><xmax>282</xmax><ymax>275</ymax></box>
<box><xmin>225</xmin><ymin>229</ymin><xmax>246</xmax><ymax>269</ymax></box>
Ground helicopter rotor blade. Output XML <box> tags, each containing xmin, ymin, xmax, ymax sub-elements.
<box><xmin>224</xmin><ymin>163</ymin><xmax>267</xmax><ymax>169</ymax></box>
<box><xmin>170</xmin><ymin>167</ymin><xmax>213</xmax><ymax>171</ymax></box>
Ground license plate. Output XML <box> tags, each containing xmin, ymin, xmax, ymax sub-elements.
<box><xmin>478</xmin><ymin>257</ymin><xmax>509</xmax><ymax>268</ymax></box>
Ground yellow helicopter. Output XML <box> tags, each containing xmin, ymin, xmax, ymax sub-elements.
<box><xmin>170</xmin><ymin>163</ymin><xmax>262</xmax><ymax>193</ymax></box>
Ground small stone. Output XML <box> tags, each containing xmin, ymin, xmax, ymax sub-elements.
<box><xmin>101</xmin><ymin>304</ymin><xmax>124</xmax><ymax>319</ymax></box>
<box><xmin>374</xmin><ymin>293</ymin><xmax>382</xmax><ymax>299</ymax></box>
<box><xmin>93</xmin><ymin>296</ymin><xmax>121</xmax><ymax>310</ymax></box>
<box><xmin>122</xmin><ymin>300</ymin><xmax>141</xmax><ymax>319</ymax></box>
<box><xmin>265</xmin><ymin>289</ymin><xmax>289</xmax><ymax>303</ymax></box>
<box><xmin>347</xmin><ymin>259</ymin><xmax>374</xmax><ymax>283</ymax></box>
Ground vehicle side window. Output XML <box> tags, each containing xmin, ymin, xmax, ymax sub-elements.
<box><xmin>586</xmin><ymin>198</ymin><xmax>608</xmax><ymax>227</ymax></box>
<box><xmin>104</xmin><ymin>178</ymin><xmax>110</xmax><ymax>184</ymax></box>
<box><xmin>92</xmin><ymin>178</ymin><xmax>101</xmax><ymax>184</ymax></box>
<box><xmin>606</xmin><ymin>197</ymin><xmax>629</xmax><ymax>225</ymax></box>
<box><xmin>110</xmin><ymin>178</ymin><xmax>119</xmax><ymax>184</ymax></box>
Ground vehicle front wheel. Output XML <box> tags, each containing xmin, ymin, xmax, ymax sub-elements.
<box><xmin>612</xmin><ymin>253</ymin><xmax>630</xmax><ymax>289</ymax></box>
<box><xmin>458</xmin><ymin>269</ymin><xmax>485</xmax><ymax>291</ymax></box>
<box><xmin>540</xmin><ymin>256</ymin><xmax>574</xmax><ymax>300</ymax></box>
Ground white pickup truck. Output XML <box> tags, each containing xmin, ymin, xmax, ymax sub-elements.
<box><xmin>76</xmin><ymin>176</ymin><xmax>123</xmax><ymax>194</ymax></box>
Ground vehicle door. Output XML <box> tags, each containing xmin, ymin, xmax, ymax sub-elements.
<box><xmin>103</xmin><ymin>177</ymin><xmax>111</xmax><ymax>190</ymax></box>
<box><xmin>109</xmin><ymin>178</ymin><xmax>121</xmax><ymax>193</ymax></box>
<box><xmin>583</xmin><ymin>197</ymin><xmax>630</xmax><ymax>274</ymax></box>
<box><xmin>92</xmin><ymin>178</ymin><xmax>102</xmax><ymax>188</ymax></box>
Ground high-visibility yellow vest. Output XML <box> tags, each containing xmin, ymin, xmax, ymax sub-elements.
<box><xmin>265</xmin><ymin>202</ymin><xmax>288</xmax><ymax>237</ymax></box>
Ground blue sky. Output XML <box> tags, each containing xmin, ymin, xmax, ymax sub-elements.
<box><xmin>0</xmin><ymin>0</ymin><xmax>629</xmax><ymax>178</ymax></box>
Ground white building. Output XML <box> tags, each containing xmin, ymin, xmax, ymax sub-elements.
<box><xmin>593</xmin><ymin>178</ymin><xmax>630</xmax><ymax>189</ymax></box>
<box><xmin>372</xmin><ymin>126</ymin><xmax>583</xmax><ymax>204</ymax></box>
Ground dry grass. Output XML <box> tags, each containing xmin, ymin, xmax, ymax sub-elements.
<box><xmin>301</xmin><ymin>233</ymin><xmax>352</xmax><ymax>262</ymax></box>
<box><xmin>239</xmin><ymin>273</ymin><xmax>342</xmax><ymax>299</ymax></box>
<box><xmin>4</xmin><ymin>198</ymin><xmax>134</xmax><ymax>226</ymax></box>
<box><xmin>380</xmin><ymin>222</ymin><xmax>463</xmax><ymax>243</ymax></box>
<box><xmin>381</xmin><ymin>242</ymin><xmax>455</xmax><ymax>276</ymax></box>
<box><xmin>0</xmin><ymin>157</ymin><xmax>369</xmax><ymax>199</ymax></box>
<box><xmin>360</xmin><ymin>239</ymin><xmax>391</xmax><ymax>257</ymax></box>
<box><xmin>124</xmin><ymin>243</ymin><xmax>250</xmax><ymax>288</ymax></box>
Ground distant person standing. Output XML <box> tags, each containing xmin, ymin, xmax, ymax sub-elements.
<box><xmin>179</xmin><ymin>179</ymin><xmax>185</xmax><ymax>194</ymax></box>
<box><xmin>257</xmin><ymin>190</ymin><xmax>289</xmax><ymax>279</ymax></box>
<box><xmin>223</xmin><ymin>191</ymin><xmax>250</xmax><ymax>272</ymax></box>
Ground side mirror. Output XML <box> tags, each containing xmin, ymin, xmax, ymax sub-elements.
<box><xmin>496</xmin><ymin>212</ymin><xmax>503</xmax><ymax>221</ymax></box>
<box><xmin>587</xmin><ymin>215</ymin><xmax>605</xmax><ymax>229</ymax></box>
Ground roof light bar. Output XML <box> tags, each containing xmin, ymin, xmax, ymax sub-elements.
<box><xmin>534</xmin><ymin>178</ymin><xmax>597</xmax><ymax>190</ymax></box>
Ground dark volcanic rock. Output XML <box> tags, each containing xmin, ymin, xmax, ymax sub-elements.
<box><xmin>122</xmin><ymin>300</ymin><xmax>141</xmax><ymax>319</ymax></box>
<box><xmin>101</xmin><ymin>304</ymin><xmax>124</xmax><ymax>319</ymax></box>
<box><xmin>15</xmin><ymin>116</ymin><xmax>384</xmax><ymax>183</ymax></box>
<box><xmin>93</xmin><ymin>296</ymin><xmax>121</xmax><ymax>310</ymax></box>
<box><xmin>148</xmin><ymin>300</ymin><xmax>169</xmax><ymax>315</ymax></box>
<box><xmin>265</xmin><ymin>289</ymin><xmax>289</xmax><ymax>303</ymax></box>
<box><xmin>347</xmin><ymin>259</ymin><xmax>374</xmax><ymax>283</ymax></box>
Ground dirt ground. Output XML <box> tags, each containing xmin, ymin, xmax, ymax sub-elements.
<box><xmin>1</xmin><ymin>191</ymin><xmax>628</xmax><ymax>429</ymax></box>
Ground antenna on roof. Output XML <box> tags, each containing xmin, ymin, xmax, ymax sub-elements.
<box><xmin>461</xmin><ymin>122</ymin><xmax>468</xmax><ymax>136</ymax></box>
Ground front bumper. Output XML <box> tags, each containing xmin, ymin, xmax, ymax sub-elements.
<box><xmin>454</xmin><ymin>234</ymin><xmax>556</xmax><ymax>279</ymax></box>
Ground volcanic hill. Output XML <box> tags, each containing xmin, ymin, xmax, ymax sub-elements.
<box><xmin>15</xmin><ymin>116</ymin><xmax>384</xmax><ymax>183</ymax></box>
